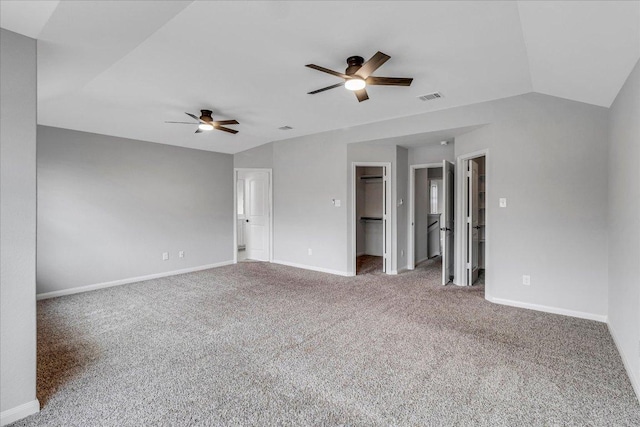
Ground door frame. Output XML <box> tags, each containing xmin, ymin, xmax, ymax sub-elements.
<box><xmin>350</xmin><ymin>162</ymin><xmax>392</xmax><ymax>276</ymax></box>
<box><xmin>455</xmin><ymin>149</ymin><xmax>489</xmax><ymax>290</ymax></box>
<box><xmin>407</xmin><ymin>163</ymin><xmax>442</xmax><ymax>270</ymax></box>
<box><xmin>233</xmin><ymin>168</ymin><xmax>273</xmax><ymax>264</ymax></box>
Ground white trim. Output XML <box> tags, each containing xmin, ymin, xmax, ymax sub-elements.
<box><xmin>233</xmin><ymin>168</ymin><xmax>273</xmax><ymax>264</ymax></box>
<box><xmin>408</xmin><ymin>163</ymin><xmax>442</xmax><ymax>270</ymax></box>
<box><xmin>388</xmin><ymin>267</ymin><xmax>409</xmax><ymax>275</ymax></box>
<box><xmin>351</xmin><ymin>162</ymin><xmax>392</xmax><ymax>276</ymax></box>
<box><xmin>1</xmin><ymin>399</ymin><xmax>39</xmax><ymax>426</ymax></box>
<box><xmin>36</xmin><ymin>261</ymin><xmax>234</xmax><ymax>300</ymax></box>
<box><xmin>608</xmin><ymin>323</ymin><xmax>640</xmax><ymax>402</ymax></box>
<box><xmin>487</xmin><ymin>296</ymin><xmax>608</xmax><ymax>323</ymax></box>
<box><xmin>272</xmin><ymin>259</ymin><xmax>352</xmax><ymax>277</ymax></box>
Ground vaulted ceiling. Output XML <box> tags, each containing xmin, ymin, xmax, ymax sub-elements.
<box><xmin>1</xmin><ymin>1</ymin><xmax>638</xmax><ymax>154</ymax></box>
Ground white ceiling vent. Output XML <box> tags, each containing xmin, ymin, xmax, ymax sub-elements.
<box><xmin>278</xmin><ymin>126</ymin><xmax>293</xmax><ymax>130</ymax></box>
<box><xmin>418</xmin><ymin>92</ymin><xmax>443</xmax><ymax>101</ymax></box>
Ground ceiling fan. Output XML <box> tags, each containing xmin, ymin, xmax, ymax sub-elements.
<box><xmin>306</xmin><ymin>51</ymin><xmax>413</xmax><ymax>102</ymax></box>
<box><xmin>165</xmin><ymin>110</ymin><xmax>239</xmax><ymax>134</ymax></box>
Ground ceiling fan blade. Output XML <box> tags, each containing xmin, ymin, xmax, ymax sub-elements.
<box><xmin>366</xmin><ymin>76</ymin><xmax>413</xmax><ymax>86</ymax></box>
<box><xmin>195</xmin><ymin>128</ymin><xmax>203</xmax><ymax>134</ymax></box>
<box><xmin>308</xmin><ymin>82</ymin><xmax>344</xmax><ymax>95</ymax></box>
<box><xmin>305</xmin><ymin>64</ymin><xmax>349</xmax><ymax>79</ymax></box>
<box><xmin>165</xmin><ymin>121</ymin><xmax>198</xmax><ymax>124</ymax></box>
<box><xmin>356</xmin><ymin>51</ymin><xmax>391</xmax><ymax>79</ymax></box>
<box><xmin>186</xmin><ymin>112</ymin><xmax>211</xmax><ymax>124</ymax></box>
<box><xmin>213</xmin><ymin>119</ymin><xmax>239</xmax><ymax>126</ymax></box>
<box><xmin>354</xmin><ymin>89</ymin><xmax>369</xmax><ymax>102</ymax></box>
<box><xmin>185</xmin><ymin>112</ymin><xmax>201</xmax><ymax>121</ymax></box>
<box><xmin>214</xmin><ymin>125</ymin><xmax>239</xmax><ymax>134</ymax></box>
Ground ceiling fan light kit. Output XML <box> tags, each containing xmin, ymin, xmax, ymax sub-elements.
<box><xmin>306</xmin><ymin>51</ymin><xmax>413</xmax><ymax>102</ymax></box>
<box><xmin>345</xmin><ymin>78</ymin><xmax>366</xmax><ymax>91</ymax></box>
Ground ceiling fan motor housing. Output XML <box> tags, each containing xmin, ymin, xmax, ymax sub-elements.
<box><xmin>346</xmin><ymin>56</ymin><xmax>364</xmax><ymax>76</ymax></box>
<box><xmin>200</xmin><ymin>109</ymin><xmax>214</xmax><ymax>122</ymax></box>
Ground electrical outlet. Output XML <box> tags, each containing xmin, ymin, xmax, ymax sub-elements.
<box><xmin>308</xmin><ymin>248</ymin><xmax>312</xmax><ymax>256</ymax></box>
<box><xmin>162</xmin><ymin>252</ymin><xmax>169</xmax><ymax>261</ymax></box>
<box><xmin>522</xmin><ymin>275</ymin><xmax>530</xmax><ymax>286</ymax></box>
<box><xmin>179</xmin><ymin>251</ymin><xmax>184</xmax><ymax>258</ymax></box>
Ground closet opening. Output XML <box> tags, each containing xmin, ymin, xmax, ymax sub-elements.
<box><xmin>466</xmin><ymin>155</ymin><xmax>486</xmax><ymax>285</ymax></box>
<box><xmin>455</xmin><ymin>151</ymin><xmax>487</xmax><ymax>287</ymax></box>
<box><xmin>355</xmin><ymin>166</ymin><xmax>385</xmax><ymax>274</ymax></box>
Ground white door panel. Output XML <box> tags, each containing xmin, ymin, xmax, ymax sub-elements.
<box><xmin>468</xmin><ymin>160</ymin><xmax>480</xmax><ymax>284</ymax></box>
<box><xmin>442</xmin><ymin>160</ymin><xmax>455</xmax><ymax>285</ymax></box>
<box><xmin>243</xmin><ymin>171</ymin><xmax>270</xmax><ymax>261</ymax></box>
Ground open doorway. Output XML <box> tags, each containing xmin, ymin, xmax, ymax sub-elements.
<box><xmin>355</xmin><ymin>166</ymin><xmax>385</xmax><ymax>274</ymax></box>
<box><xmin>456</xmin><ymin>151</ymin><xmax>488</xmax><ymax>286</ymax></box>
<box><xmin>351</xmin><ymin>162</ymin><xmax>391</xmax><ymax>275</ymax></box>
<box><xmin>234</xmin><ymin>168</ymin><xmax>272</xmax><ymax>263</ymax></box>
<box><xmin>408</xmin><ymin>160</ymin><xmax>455</xmax><ymax>284</ymax></box>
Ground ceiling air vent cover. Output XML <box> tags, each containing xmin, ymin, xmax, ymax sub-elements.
<box><xmin>418</xmin><ymin>92</ymin><xmax>443</xmax><ymax>101</ymax></box>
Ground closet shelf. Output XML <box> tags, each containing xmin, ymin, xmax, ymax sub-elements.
<box><xmin>360</xmin><ymin>216</ymin><xmax>383</xmax><ymax>223</ymax></box>
<box><xmin>360</xmin><ymin>175</ymin><xmax>383</xmax><ymax>183</ymax></box>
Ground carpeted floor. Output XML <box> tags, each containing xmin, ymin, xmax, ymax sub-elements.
<box><xmin>12</xmin><ymin>259</ymin><xmax>640</xmax><ymax>426</ymax></box>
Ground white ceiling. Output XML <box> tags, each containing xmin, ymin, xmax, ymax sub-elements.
<box><xmin>1</xmin><ymin>1</ymin><xmax>638</xmax><ymax>154</ymax></box>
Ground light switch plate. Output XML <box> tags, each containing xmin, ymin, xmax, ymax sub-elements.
<box><xmin>499</xmin><ymin>198</ymin><xmax>507</xmax><ymax>208</ymax></box>
<box><xmin>334</xmin><ymin>199</ymin><xmax>341</xmax><ymax>207</ymax></box>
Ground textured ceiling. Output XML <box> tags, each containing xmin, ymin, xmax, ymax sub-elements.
<box><xmin>1</xmin><ymin>1</ymin><xmax>638</xmax><ymax>154</ymax></box>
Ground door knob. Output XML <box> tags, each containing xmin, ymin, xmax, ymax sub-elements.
<box><xmin>245</xmin><ymin>219</ymin><xmax>249</xmax><ymax>223</ymax></box>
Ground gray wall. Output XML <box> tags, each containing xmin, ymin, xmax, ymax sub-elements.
<box><xmin>455</xmin><ymin>93</ymin><xmax>609</xmax><ymax>317</ymax></box>
<box><xmin>0</xmin><ymin>29</ymin><xmax>38</xmax><ymax>414</ymax></box>
<box><xmin>607</xmin><ymin>59</ymin><xmax>640</xmax><ymax>396</ymax></box>
<box><xmin>37</xmin><ymin>126</ymin><xmax>234</xmax><ymax>294</ymax></box>
<box><xmin>234</xmin><ymin>142</ymin><xmax>273</xmax><ymax>169</ymax></box>
<box><xmin>409</xmin><ymin>143</ymin><xmax>455</xmax><ymax>165</ymax></box>
<box><xmin>272</xmin><ymin>136</ymin><xmax>348</xmax><ymax>273</ymax></box>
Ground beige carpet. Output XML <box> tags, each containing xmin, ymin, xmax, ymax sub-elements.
<box><xmin>12</xmin><ymin>259</ymin><xmax>640</xmax><ymax>426</ymax></box>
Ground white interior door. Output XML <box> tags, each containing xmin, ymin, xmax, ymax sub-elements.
<box><xmin>442</xmin><ymin>160</ymin><xmax>455</xmax><ymax>285</ymax></box>
<box><xmin>468</xmin><ymin>159</ymin><xmax>480</xmax><ymax>284</ymax></box>
<box><xmin>245</xmin><ymin>171</ymin><xmax>270</xmax><ymax>261</ymax></box>
<box><xmin>382</xmin><ymin>166</ymin><xmax>387</xmax><ymax>273</ymax></box>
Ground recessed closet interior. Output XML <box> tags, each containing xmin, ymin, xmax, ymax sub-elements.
<box><xmin>355</xmin><ymin>166</ymin><xmax>384</xmax><ymax>273</ymax></box>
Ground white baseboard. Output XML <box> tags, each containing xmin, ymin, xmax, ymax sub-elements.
<box><xmin>486</xmin><ymin>296</ymin><xmax>608</xmax><ymax>323</ymax></box>
<box><xmin>36</xmin><ymin>261</ymin><xmax>235</xmax><ymax>300</ymax></box>
<box><xmin>607</xmin><ymin>323</ymin><xmax>640</xmax><ymax>402</ymax></box>
<box><xmin>1</xmin><ymin>399</ymin><xmax>39</xmax><ymax>426</ymax></box>
<box><xmin>271</xmin><ymin>260</ymin><xmax>351</xmax><ymax>277</ymax></box>
<box><xmin>388</xmin><ymin>267</ymin><xmax>408</xmax><ymax>275</ymax></box>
